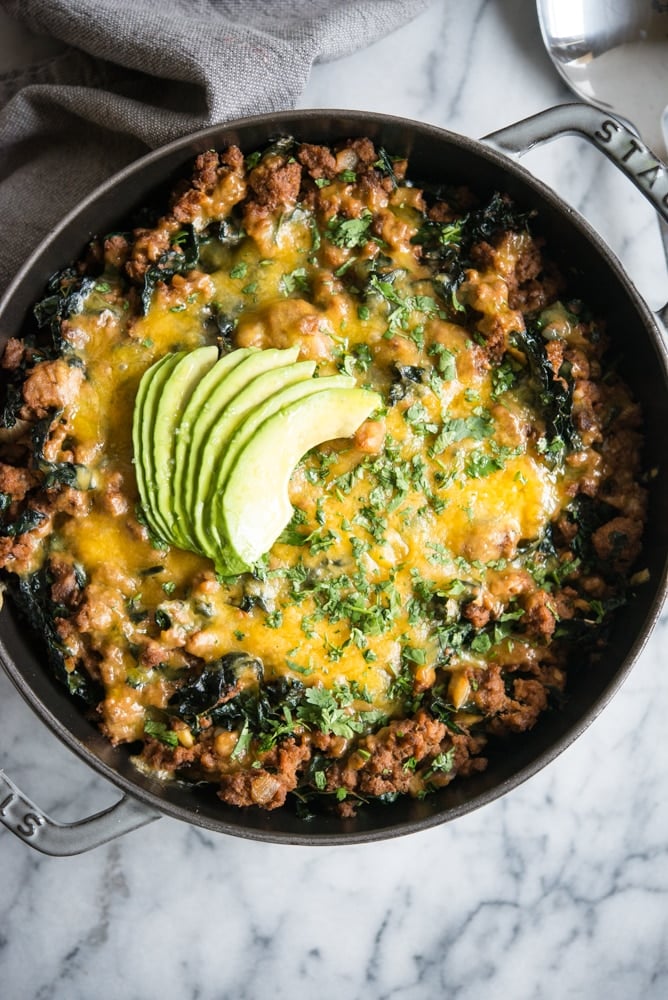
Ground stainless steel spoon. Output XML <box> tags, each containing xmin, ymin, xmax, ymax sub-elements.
<box><xmin>537</xmin><ymin>0</ymin><xmax>668</xmax><ymax>157</ymax></box>
<box><xmin>537</xmin><ymin>0</ymin><xmax>668</xmax><ymax>313</ymax></box>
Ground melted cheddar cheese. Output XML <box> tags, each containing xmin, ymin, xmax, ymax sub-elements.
<box><xmin>1</xmin><ymin>138</ymin><xmax>643</xmax><ymax>814</ymax></box>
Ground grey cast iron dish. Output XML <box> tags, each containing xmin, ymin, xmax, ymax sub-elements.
<box><xmin>0</xmin><ymin>106</ymin><xmax>667</xmax><ymax>853</ymax></box>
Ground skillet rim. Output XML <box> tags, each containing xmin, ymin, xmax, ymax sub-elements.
<box><xmin>0</xmin><ymin>107</ymin><xmax>666</xmax><ymax>845</ymax></box>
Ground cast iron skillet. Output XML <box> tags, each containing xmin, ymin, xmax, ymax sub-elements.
<box><xmin>0</xmin><ymin>105</ymin><xmax>667</xmax><ymax>854</ymax></box>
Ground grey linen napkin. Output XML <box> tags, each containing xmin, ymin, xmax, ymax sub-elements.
<box><xmin>0</xmin><ymin>0</ymin><xmax>430</xmax><ymax>295</ymax></box>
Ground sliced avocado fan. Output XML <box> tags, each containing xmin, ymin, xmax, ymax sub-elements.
<box><xmin>132</xmin><ymin>346</ymin><xmax>380</xmax><ymax>573</ymax></box>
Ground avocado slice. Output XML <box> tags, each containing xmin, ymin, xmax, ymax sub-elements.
<box><xmin>203</xmin><ymin>374</ymin><xmax>355</xmax><ymax>554</ymax></box>
<box><xmin>213</xmin><ymin>385</ymin><xmax>381</xmax><ymax>575</ymax></box>
<box><xmin>150</xmin><ymin>345</ymin><xmax>219</xmax><ymax>540</ymax></box>
<box><xmin>171</xmin><ymin>347</ymin><xmax>255</xmax><ymax>548</ymax></box>
<box><xmin>132</xmin><ymin>351</ymin><xmax>184</xmax><ymax>541</ymax></box>
<box><xmin>190</xmin><ymin>358</ymin><xmax>316</xmax><ymax>553</ymax></box>
<box><xmin>182</xmin><ymin>346</ymin><xmax>301</xmax><ymax>545</ymax></box>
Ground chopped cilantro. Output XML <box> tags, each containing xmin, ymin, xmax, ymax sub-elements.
<box><xmin>327</xmin><ymin>210</ymin><xmax>373</xmax><ymax>249</ymax></box>
<box><xmin>144</xmin><ymin>719</ymin><xmax>178</xmax><ymax>747</ymax></box>
<box><xmin>465</xmin><ymin>450</ymin><xmax>504</xmax><ymax>479</ymax></box>
<box><xmin>280</xmin><ymin>267</ymin><xmax>310</xmax><ymax>296</ymax></box>
<box><xmin>429</xmin><ymin>343</ymin><xmax>457</xmax><ymax>380</ymax></box>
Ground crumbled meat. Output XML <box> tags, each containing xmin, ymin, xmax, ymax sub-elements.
<box><xmin>324</xmin><ymin>710</ymin><xmax>447</xmax><ymax>799</ymax></box>
<box><xmin>125</xmin><ymin>224</ymin><xmax>177</xmax><ymax>284</ymax></box>
<box><xmin>247</xmin><ymin>155</ymin><xmax>302</xmax><ymax>212</ymax></box>
<box><xmin>74</xmin><ymin>582</ymin><xmax>127</xmax><ymax>633</ymax></box>
<box><xmin>217</xmin><ymin>738</ymin><xmax>311</xmax><ymax>810</ymax></box>
<box><xmin>336</xmin><ymin>137</ymin><xmax>377</xmax><ymax>170</ymax></box>
<box><xmin>0</xmin><ymin>462</ymin><xmax>37</xmax><ymax>501</ymax></box>
<box><xmin>297</xmin><ymin>142</ymin><xmax>337</xmax><ymax>180</ymax></box>
<box><xmin>0</xmin><ymin>520</ymin><xmax>49</xmax><ymax>574</ymax></box>
<box><xmin>100</xmin><ymin>470</ymin><xmax>129</xmax><ymax>516</ymax></box>
<box><xmin>428</xmin><ymin>201</ymin><xmax>456</xmax><ymax>223</ymax></box>
<box><xmin>20</xmin><ymin>359</ymin><xmax>84</xmax><ymax>420</ymax></box>
<box><xmin>592</xmin><ymin>516</ymin><xmax>643</xmax><ymax>573</ymax></box>
<box><xmin>49</xmin><ymin>556</ymin><xmax>82</xmax><ymax>607</ymax></box>
<box><xmin>471</xmin><ymin>664</ymin><xmax>549</xmax><ymax>734</ymax></box>
<box><xmin>170</xmin><ymin>147</ymin><xmax>246</xmax><ymax>224</ymax></box>
<box><xmin>463</xmin><ymin>600</ymin><xmax>491</xmax><ymax>630</ymax></box>
<box><xmin>1</xmin><ymin>338</ymin><xmax>25</xmax><ymax>371</ymax></box>
<box><xmin>522</xmin><ymin>589</ymin><xmax>558</xmax><ymax>639</ymax></box>
<box><xmin>104</xmin><ymin>234</ymin><xmax>130</xmax><ymax>271</ymax></box>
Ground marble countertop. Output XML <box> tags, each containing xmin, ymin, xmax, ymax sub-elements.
<box><xmin>1</xmin><ymin>2</ymin><xmax>667</xmax><ymax>998</ymax></box>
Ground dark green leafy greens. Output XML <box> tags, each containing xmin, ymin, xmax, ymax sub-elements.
<box><xmin>512</xmin><ymin>319</ymin><xmax>579</xmax><ymax>454</ymax></box>
<box><xmin>411</xmin><ymin>191</ymin><xmax>534</xmax><ymax>317</ymax></box>
<box><xmin>33</xmin><ymin>268</ymin><xmax>97</xmax><ymax>354</ymax></box>
<box><xmin>141</xmin><ymin>224</ymin><xmax>201</xmax><ymax>314</ymax></box>
<box><xmin>7</xmin><ymin>567</ymin><xmax>99</xmax><ymax>703</ymax></box>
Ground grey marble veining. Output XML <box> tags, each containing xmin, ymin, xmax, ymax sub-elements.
<box><xmin>1</xmin><ymin>1</ymin><xmax>667</xmax><ymax>997</ymax></box>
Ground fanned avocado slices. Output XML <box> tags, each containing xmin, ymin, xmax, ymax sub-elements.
<box><xmin>151</xmin><ymin>345</ymin><xmax>218</xmax><ymax>540</ymax></box>
<box><xmin>190</xmin><ymin>358</ymin><xmax>316</xmax><ymax>553</ymax></box>
<box><xmin>181</xmin><ymin>346</ymin><xmax>300</xmax><ymax>538</ymax></box>
<box><xmin>214</xmin><ymin>385</ymin><xmax>380</xmax><ymax>575</ymax></box>
<box><xmin>132</xmin><ymin>346</ymin><xmax>380</xmax><ymax>573</ymax></box>
<box><xmin>204</xmin><ymin>373</ymin><xmax>356</xmax><ymax>556</ymax></box>
<box><xmin>171</xmin><ymin>347</ymin><xmax>255</xmax><ymax>547</ymax></box>
<box><xmin>132</xmin><ymin>351</ymin><xmax>184</xmax><ymax>542</ymax></box>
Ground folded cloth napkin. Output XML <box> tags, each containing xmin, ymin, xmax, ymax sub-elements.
<box><xmin>0</xmin><ymin>0</ymin><xmax>430</xmax><ymax>294</ymax></box>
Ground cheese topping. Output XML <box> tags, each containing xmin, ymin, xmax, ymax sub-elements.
<box><xmin>0</xmin><ymin>138</ymin><xmax>644</xmax><ymax>814</ymax></box>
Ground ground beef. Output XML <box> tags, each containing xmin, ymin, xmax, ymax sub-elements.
<box><xmin>100</xmin><ymin>470</ymin><xmax>129</xmax><ymax>516</ymax></box>
<box><xmin>171</xmin><ymin>147</ymin><xmax>245</xmax><ymax>223</ymax></box>
<box><xmin>247</xmin><ymin>155</ymin><xmax>302</xmax><ymax>211</ymax></box>
<box><xmin>463</xmin><ymin>600</ymin><xmax>492</xmax><ymax>630</ymax></box>
<box><xmin>492</xmin><ymin>678</ymin><xmax>549</xmax><ymax>734</ymax></box>
<box><xmin>471</xmin><ymin>664</ymin><xmax>551</xmax><ymax>735</ymax></box>
<box><xmin>125</xmin><ymin>224</ymin><xmax>176</xmax><ymax>284</ymax></box>
<box><xmin>297</xmin><ymin>142</ymin><xmax>337</xmax><ymax>180</ymax></box>
<box><xmin>0</xmin><ymin>462</ymin><xmax>37</xmax><ymax>501</ymax></box>
<box><xmin>0</xmin><ymin>506</ymin><xmax>52</xmax><ymax>573</ymax></box>
<box><xmin>324</xmin><ymin>711</ymin><xmax>447</xmax><ymax>799</ymax></box>
<box><xmin>20</xmin><ymin>359</ymin><xmax>84</xmax><ymax>420</ymax></box>
<box><xmin>141</xmin><ymin>737</ymin><xmax>201</xmax><ymax>773</ymax></box>
<box><xmin>522</xmin><ymin>589</ymin><xmax>558</xmax><ymax>639</ymax></box>
<box><xmin>49</xmin><ymin>556</ymin><xmax>82</xmax><ymax>607</ymax></box>
<box><xmin>592</xmin><ymin>516</ymin><xmax>644</xmax><ymax>573</ymax></box>
<box><xmin>103</xmin><ymin>234</ymin><xmax>130</xmax><ymax>271</ymax></box>
<box><xmin>1</xmin><ymin>337</ymin><xmax>25</xmax><ymax>371</ymax></box>
<box><xmin>217</xmin><ymin>737</ymin><xmax>311</xmax><ymax>810</ymax></box>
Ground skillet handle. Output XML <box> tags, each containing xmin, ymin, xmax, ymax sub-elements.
<box><xmin>0</xmin><ymin>768</ymin><xmax>160</xmax><ymax>856</ymax></box>
<box><xmin>482</xmin><ymin>102</ymin><xmax>668</xmax><ymax>222</ymax></box>
<box><xmin>482</xmin><ymin>102</ymin><xmax>668</xmax><ymax>325</ymax></box>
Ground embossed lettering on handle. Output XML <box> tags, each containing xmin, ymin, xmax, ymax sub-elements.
<box><xmin>593</xmin><ymin>117</ymin><xmax>668</xmax><ymax>210</ymax></box>
<box><xmin>0</xmin><ymin>769</ymin><xmax>159</xmax><ymax>856</ymax></box>
<box><xmin>0</xmin><ymin>779</ymin><xmax>46</xmax><ymax>840</ymax></box>
<box><xmin>482</xmin><ymin>102</ymin><xmax>668</xmax><ymax>224</ymax></box>
<box><xmin>482</xmin><ymin>102</ymin><xmax>668</xmax><ymax>326</ymax></box>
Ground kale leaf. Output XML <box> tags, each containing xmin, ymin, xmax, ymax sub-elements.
<box><xmin>141</xmin><ymin>224</ymin><xmax>200</xmax><ymax>315</ymax></box>
<box><xmin>411</xmin><ymin>192</ymin><xmax>533</xmax><ymax>318</ymax></box>
<box><xmin>512</xmin><ymin>320</ymin><xmax>579</xmax><ymax>453</ymax></box>
<box><xmin>7</xmin><ymin>568</ymin><xmax>100</xmax><ymax>704</ymax></box>
<box><xmin>33</xmin><ymin>268</ymin><xmax>97</xmax><ymax>354</ymax></box>
<box><xmin>388</xmin><ymin>364</ymin><xmax>425</xmax><ymax>405</ymax></box>
<box><xmin>167</xmin><ymin>652</ymin><xmax>262</xmax><ymax>725</ymax></box>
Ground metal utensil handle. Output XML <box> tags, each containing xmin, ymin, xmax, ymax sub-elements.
<box><xmin>0</xmin><ymin>768</ymin><xmax>159</xmax><ymax>856</ymax></box>
<box><xmin>482</xmin><ymin>102</ymin><xmax>668</xmax><ymax>223</ymax></box>
<box><xmin>482</xmin><ymin>102</ymin><xmax>668</xmax><ymax>325</ymax></box>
